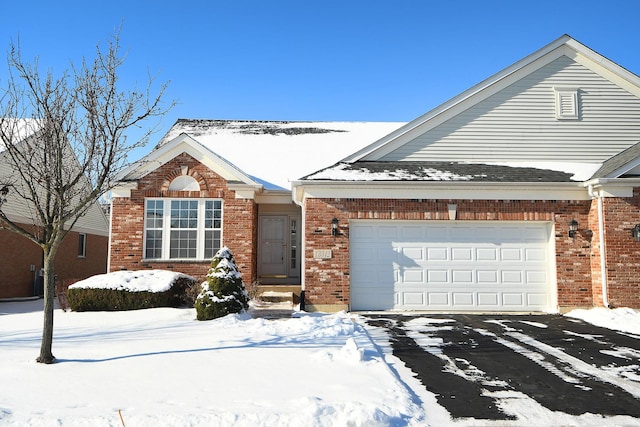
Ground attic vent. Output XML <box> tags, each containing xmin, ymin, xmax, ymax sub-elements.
<box><xmin>554</xmin><ymin>87</ymin><xmax>579</xmax><ymax>120</ymax></box>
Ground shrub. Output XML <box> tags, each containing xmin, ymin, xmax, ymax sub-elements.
<box><xmin>195</xmin><ymin>247</ymin><xmax>249</xmax><ymax>321</ymax></box>
<box><xmin>67</xmin><ymin>275</ymin><xmax>197</xmax><ymax>312</ymax></box>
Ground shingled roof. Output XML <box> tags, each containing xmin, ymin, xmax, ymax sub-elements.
<box><xmin>303</xmin><ymin>161</ymin><xmax>576</xmax><ymax>182</ymax></box>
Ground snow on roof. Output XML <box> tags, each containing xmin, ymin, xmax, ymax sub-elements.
<box><xmin>157</xmin><ymin>119</ymin><xmax>405</xmax><ymax>190</ymax></box>
<box><xmin>0</xmin><ymin>118</ymin><xmax>41</xmax><ymax>152</ymax></box>
<box><xmin>69</xmin><ymin>270</ymin><xmax>193</xmax><ymax>293</ymax></box>
<box><xmin>304</xmin><ymin>161</ymin><xmax>599</xmax><ymax>183</ymax></box>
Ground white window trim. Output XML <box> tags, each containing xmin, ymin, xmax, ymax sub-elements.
<box><xmin>143</xmin><ymin>198</ymin><xmax>223</xmax><ymax>261</ymax></box>
<box><xmin>554</xmin><ymin>87</ymin><xmax>579</xmax><ymax>120</ymax></box>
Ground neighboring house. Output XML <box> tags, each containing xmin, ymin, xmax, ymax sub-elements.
<box><xmin>293</xmin><ymin>35</ymin><xmax>640</xmax><ymax>312</ymax></box>
<box><xmin>108</xmin><ymin>120</ymin><xmax>403</xmax><ymax>300</ymax></box>
<box><xmin>0</xmin><ymin>119</ymin><xmax>109</xmax><ymax>299</ymax></box>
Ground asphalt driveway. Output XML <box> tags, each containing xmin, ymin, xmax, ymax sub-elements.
<box><xmin>364</xmin><ymin>314</ymin><xmax>640</xmax><ymax>421</ymax></box>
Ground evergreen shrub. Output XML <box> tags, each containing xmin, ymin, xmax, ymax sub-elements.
<box><xmin>195</xmin><ymin>247</ymin><xmax>249</xmax><ymax>321</ymax></box>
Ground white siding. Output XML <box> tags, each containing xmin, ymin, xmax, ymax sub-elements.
<box><xmin>0</xmin><ymin>151</ymin><xmax>109</xmax><ymax>236</ymax></box>
<box><xmin>383</xmin><ymin>56</ymin><xmax>640</xmax><ymax>163</ymax></box>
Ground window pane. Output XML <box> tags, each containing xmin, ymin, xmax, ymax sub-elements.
<box><xmin>146</xmin><ymin>200</ymin><xmax>164</xmax><ymax>228</ymax></box>
<box><xmin>145</xmin><ymin>230</ymin><xmax>163</xmax><ymax>259</ymax></box>
<box><xmin>205</xmin><ymin>200</ymin><xmax>222</xmax><ymax>229</ymax></box>
<box><xmin>78</xmin><ymin>233</ymin><xmax>87</xmax><ymax>257</ymax></box>
<box><xmin>204</xmin><ymin>230</ymin><xmax>221</xmax><ymax>259</ymax></box>
<box><xmin>171</xmin><ymin>200</ymin><xmax>197</xmax><ymax>229</ymax></box>
<box><xmin>170</xmin><ymin>230</ymin><xmax>197</xmax><ymax>258</ymax></box>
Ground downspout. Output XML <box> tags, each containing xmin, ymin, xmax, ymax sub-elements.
<box><xmin>588</xmin><ymin>184</ymin><xmax>610</xmax><ymax>308</ymax></box>
<box><xmin>292</xmin><ymin>184</ymin><xmax>306</xmax><ymax>311</ymax></box>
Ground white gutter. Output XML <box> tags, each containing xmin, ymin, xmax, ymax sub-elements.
<box><xmin>588</xmin><ymin>184</ymin><xmax>609</xmax><ymax>308</ymax></box>
<box><xmin>292</xmin><ymin>189</ymin><xmax>306</xmax><ymax>310</ymax></box>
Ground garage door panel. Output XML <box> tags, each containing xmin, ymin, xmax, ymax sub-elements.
<box><xmin>427</xmin><ymin>270</ymin><xmax>448</xmax><ymax>283</ymax></box>
<box><xmin>427</xmin><ymin>247</ymin><xmax>448</xmax><ymax>260</ymax></box>
<box><xmin>526</xmin><ymin>270</ymin><xmax>547</xmax><ymax>283</ymax></box>
<box><xmin>402</xmin><ymin>269</ymin><xmax>424</xmax><ymax>283</ymax></box>
<box><xmin>453</xmin><ymin>292</ymin><xmax>474</xmax><ymax>306</ymax></box>
<box><xmin>402</xmin><ymin>292</ymin><xmax>425</xmax><ymax>306</ymax></box>
<box><xmin>350</xmin><ymin>221</ymin><xmax>553</xmax><ymax>312</ymax></box>
<box><xmin>525</xmin><ymin>248</ymin><xmax>546</xmax><ymax>261</ymax></box>
<box><xmin>402</xmin><ymin>247</ymin><xmax>425</xmax><ymax>262</ymax></box>
<box><xmin>452</xmin><ymin>247</ymin><xmax>473</xmax><ymax>261</ymax></box>
<box><xmin>427</xmin><ymin>292</ymin><xmax>449</xmax><ymax>305</ymax></box>
<box><xmin>502</xmin><ymin>270</ymin><xmax>523</xmax><ymax>283</ymax></box>
<box><xmin>477</xmin><ymin>270</ymin><xmax>498</xmax><ymax>284</ymax></box>
<box><xmin>501</xmin><ymin>248</ymin><xmax>522</xmax><ymax>261</ymax></box>
<box><xmin>478</xmin><ymin>293</ymin><xmax>499</xmax><ymax>306</ymax></box>
<box><xmin>452</xmin><ymin>270</ymin><xmax>473</xmax><ymax>283</ymax></box>
<box><xmin>477</xmin><ymin>248</ymin><xmax>498</xmax><ymax>261</ymax></box>
<box><xmin>503</xmin><ymin>293</ymin><xmax>524</xmax><ymax>306</ymax></box>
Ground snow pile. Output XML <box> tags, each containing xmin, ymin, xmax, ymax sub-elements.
<box><xmin>566</xmin><ymin>307</ymin><xmax>640</xmax><ymax>335</ymax></box>
<box><xmin>68</xmin><ymin>269</ymin><xmax>193</xmax><ymax>293</ymax></box>
<box><xmin>0</xmin><ymin>301</ymin><xmax>421</xmax><ymax>426</ymax></box>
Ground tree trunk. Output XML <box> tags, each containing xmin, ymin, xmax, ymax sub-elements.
<box><xmin>36</xmin><ymin>250</ymin><xmax>56</xmax><ymax>364</ymax></box>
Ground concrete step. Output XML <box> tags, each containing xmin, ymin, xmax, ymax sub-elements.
<box><xmin>260</xmin><ymin>291</ymin><xmax>294</xmax><ymax>303</ymax></box>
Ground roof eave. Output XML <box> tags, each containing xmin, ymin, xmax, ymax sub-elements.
<box><xmin>292</xmin><ymin>179</ymin><xmax>588</xmax><ymax>203</ymax></box>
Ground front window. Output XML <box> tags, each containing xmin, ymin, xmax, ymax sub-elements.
<box><xmin>145</xmin><ymin>198</ymin><xmax>223</xmax><ymax>260</ymax></box>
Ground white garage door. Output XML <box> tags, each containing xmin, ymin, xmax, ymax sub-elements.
<box><xmin>350</xmin><ymin>221</ymin><xmax>554</xmax><ymax>312</ymax></box>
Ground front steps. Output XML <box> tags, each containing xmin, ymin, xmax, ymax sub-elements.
<box><xmin>256</xmin><ymin>285</ymin><xmax>301</xmax><ymax>305</ymax></box>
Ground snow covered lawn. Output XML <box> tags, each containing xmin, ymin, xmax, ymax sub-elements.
<box><xmin>1</xmin><ymin>296</ymin><xmax>639</xmax><ymax>426</ymax></box>
<box><xmin>0</xmin><ymin>300</ymin><xmax>422</xmax><ymax>426</ymax></box>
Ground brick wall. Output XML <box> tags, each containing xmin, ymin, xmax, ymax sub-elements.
<box><xmin>600</xmin><ymin>190</ymin><xmax>640</xmax><ymax>308</ymax></box>
<box><xmin>303</xmin><ymin>198</ymin><xmax>596</xmax><ymax>311</ymax></box>
<box><xmin>109</xmin><ymin>152</ymin><xmax>257</xmax><ymax>284</ymax></box>
<box><xmin>0</xmin><ymin>227</ymin><xmax>108</xmax><ymax>298</ymax></box>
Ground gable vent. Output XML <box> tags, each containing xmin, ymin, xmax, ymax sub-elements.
<box><xmin>554</xmin><ymin>87</ymin><xmax>579</xmax><ymax>120</ymax></box>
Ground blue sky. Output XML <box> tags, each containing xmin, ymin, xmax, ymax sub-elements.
<box><xmin>1</xmin><ymin>0</ymin><xmax>640</xmax><ymax>159</ymax></box>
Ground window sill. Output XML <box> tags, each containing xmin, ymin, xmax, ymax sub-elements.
<box><xmin>142</xmin><ymin>259</ymin><xmax>211</xmax><ymax>264</ymax></box>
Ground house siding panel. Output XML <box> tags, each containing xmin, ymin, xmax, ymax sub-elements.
<box><xmin>385</xmin><ymin>56</ymin><xmax>640</xmax><ymax>163</ymax></box>
<box><xmin>109</xmin><ymin>152</ymin><xmax>258</xmax><ymax>284</ymax></box>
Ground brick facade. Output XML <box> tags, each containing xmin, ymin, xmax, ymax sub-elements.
<box><xmin>600</xmin><ymin>190</ymin><xmax>640</xmax><ymax>308</ymax></box>
<box><xmin>302</xmin><ymin>196</ymin><xmax>640</xmax><ymax>311</ymax></box>
<box><xmin>0</xmin><ymin>227</ymin><xmax>108</xmax><ymax>298</ymax></box>
<box><xmin>109</xmin><ymin>152</ymin><xmax>258</xmax><ymax>284</ymax></box>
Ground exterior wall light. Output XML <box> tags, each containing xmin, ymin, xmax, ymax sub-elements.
<box><xmin>331</xmin><ymin>217</ymin><xmax>339</xmax><ymax>236</ymax></box>
<box><xmin>632</xmin><ymin>224</ymin><xmax>640</xmax><ymax>242</ymax></box>
<box><xmin>568</xmin><ymin>219</ymin><xmax>579</xmax><ymax>238</ymax></box>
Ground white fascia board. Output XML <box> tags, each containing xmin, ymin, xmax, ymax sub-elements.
<box><xmin>292</xmin><ymin>180</ymin><xmax>590</xmax><ymax>203</ymax></box>
<box><xmin>583</xmin><ymin>178</ymin><xmax>640</xmax><ymax>198</ymax></box>
<box><xmin>567</xmin><ymin>41</ymin><xmax>640</xmax><ymax>98</ymax></box>
<box><xmin>255</xmin><ymin>189</ymin><xmax>294</xmax><ymax>205</ymax></box>
<box><xmin>226</xmin><ymin>183</ymin><xmax>263</xmax><ymax>199</ymax></box>
<box><xmin>601</xmin><ymin>157</ymin><xmax>640</xmax><ymax>179</ymax></box>
<box><xmin>110</xmin><ymin>181</ymin><xmax>138</xmax><ymax>198</ymax></box>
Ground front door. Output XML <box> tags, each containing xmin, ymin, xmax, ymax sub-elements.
<box><xmin>258</xmin><ymin>215</ymin><xmax>300</xmax><ymax>283</ymax></box>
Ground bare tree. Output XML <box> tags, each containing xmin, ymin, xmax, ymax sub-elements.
<box><xmin>0</xmin><ymin>31</ymin><xmax>173</xmax><ymax>364</ymax></box>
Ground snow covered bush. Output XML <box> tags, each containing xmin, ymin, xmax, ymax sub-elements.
<box><xmin>67</xmin><ymin>271</ymin><xmax>197</xmax><ymax>311</ymax></box>
<box><xmin>195</xmin><ymin>247</ymin><xmax>249</xmax><ymax>321</ymax></box>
